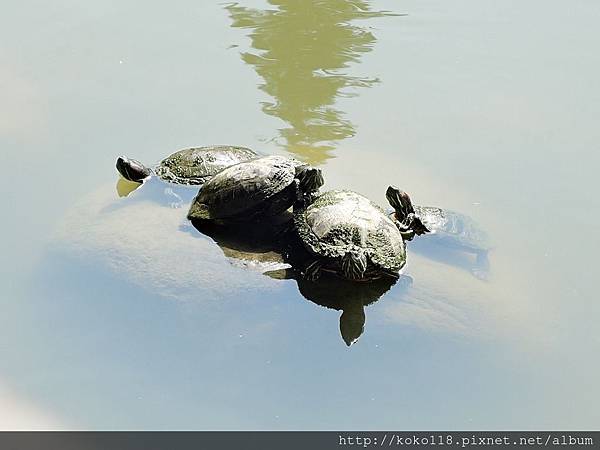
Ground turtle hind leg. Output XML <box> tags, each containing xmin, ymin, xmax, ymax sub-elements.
<box><xmin>471</xmin><ymin>250</ymin><xmax>491</xmax><ymax>281</ymax></box>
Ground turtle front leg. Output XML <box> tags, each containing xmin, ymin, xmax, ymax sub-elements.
<box><xmin>304</xmin><ymin>260</ymin><xmax>323</xmax><ymax>281</ymax></box>
<box><xmin>407</xmin><ymin>214</ymin><xmax>430</xmax><ymax>237</ymax></box>
<box><xmin>397</xmin><ymin>221</ymin><xmax>416</xmax><ymax>241</ymax></box>
<box><xmin>400</xmin><ymin>213</ymin><xmax>430</xmax><ymax>240</ymax></box>
<box><xmin>394</xmin><ymin>212</ymin><xmax>430</xmax><ymax>242</ymax></box>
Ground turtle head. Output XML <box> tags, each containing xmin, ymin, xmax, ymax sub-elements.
<box><xmin>386</xmin><ymin>186</ymin><xmax>430</xmax><ymax>240</ymax></box>
<box><xmin>386</xmin><ymin>186</ymin><xmax>415</xmax><ymax>217</ymax></box>
<box><xmin>341</xmin><ymin>249</ymin><xmax>368</xmax><ymax>281</ymax></box>
<box><xmin>116</xmin><ymin>156</ymin><xmax>151</xmax><ymax>183</ymax></box>
<box><xmin>296</xmin><ymin>166</ymin><xmax>324</xmax><ymax>195</ymax></box>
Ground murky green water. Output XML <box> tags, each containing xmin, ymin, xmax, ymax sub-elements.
<box><xmin>1</xmin><ymin>0</ymin><xmax>599</xmax><ymax>429</ymax></box>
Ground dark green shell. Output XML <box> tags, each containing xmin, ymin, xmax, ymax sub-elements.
<box><xmin>414</xmin><ymin>205</ymin><xmax>492</xmax><ymax>252</ymax></box>
<box><xmin>187</xmin><ymin>155</ymin><xmax>299</xmax><ymax>221</ymax></box>
<box><xmin>295</xmin><ymin>190</ymin><xmax>406</xmax><ymax>272</ymax></box>
<box><xmin>152</xmin><ymin>145</ymin><xmax>258</xmax><ymax>185</ymax></box>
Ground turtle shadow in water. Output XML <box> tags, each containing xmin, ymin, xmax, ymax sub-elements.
<box><xmin>183</xmin><ymin>214</ymin><xmax>295</xmax><ymax>274</ymax></box>
<box><xmin>407</xmin><ymin>237</ymin><xmax>490</xmax><ymax>281</ymax></box>
<box><xmin>183</xmin><ymin>217</ymin><xmax>406</xmax><ymax>346</ymax></box>
<box><xmin>292</xmin><ymin>273</ymin><xmax>405</xmax><ymax>346</ymax></box>
<box><xmin>103</xmin><ymin>177</ymin><xmax>199</xmax><ymax>216</ymax></box>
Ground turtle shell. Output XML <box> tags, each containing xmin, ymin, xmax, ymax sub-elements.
<box><xmin>295</xmin><ymin>190</ymin><xmax>406</xmax><ymax>272</ymax></box>
<box><xmin>414</xmin><ymin>205</ymin><xmax>492</xmax><ymax>252</ymax></box>
<box><xmin>187</xmin><ymin>155</ymin><xmax>299</xmax><ymax>221</ymax></box>
<box><xmin>152</xmin><ymin>145</ymin><xmax>258</xmax><ymax>185</ymax></box>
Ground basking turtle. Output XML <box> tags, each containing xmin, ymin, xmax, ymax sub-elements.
<box><xmin>116</xmin><ymin>145</ymin><xmax>259</xmax><ymax>185</ymax></box>
<box><xmin>293</xmin><ymin>187</ymin><xmax>429</xmax><ymax>281</ymax></box>
<box><xmin>114</xmin><ymin>145</ymin><xmax>260</xmax><ymax>207</ymax></box>
<box><xmin>187</xmin><ymin>155</ymin><xmax>324</xmax><ymax>224</ymax></box>
<box><xmin>406</xmin><ymin>205</ymin><xmax>492</xmax><ymax>280</ymax></box>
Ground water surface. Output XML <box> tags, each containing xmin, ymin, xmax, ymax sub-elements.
<box><xmin>1</xmin><ymin>0</ymin><xmax>599</xmax><ymax>429</ymax></box>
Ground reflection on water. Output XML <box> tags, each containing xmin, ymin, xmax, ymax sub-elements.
<box><xmin>114</xmin><ymin>176</ymin><xmax>199</xmax><ymax>210</ymax></box>
<box><xmin>116</xmin><ymin>178</ymin><xmax>141</xmax><ymax>198</ymax></box>
<box><xmin>405</xmin><ymin>205</ymin><xmax>493</xmax><ymax>280</ymax></box>
<box><xmin>191</xmin><ymin>214</ymin><xmax>401</xmax><ymax>346</ymax></box>
<box><xmin>54</xmin><ymin>183</ymin><xmax>283</xmax><ymax>302</ymax></box>
<box><xmin>294</xmin><ymin>274</ymin><xmax>401</xmax><ymax>346</ymax></box>
<box><xmin>189</xmin><ymin>215</ymin><xmax>292</xmax><ymax>274</ymax></box>
<box><xmin>226</xmin><ymin>1</ymin><xmax>397</xmax><ymax>164</ymax></box>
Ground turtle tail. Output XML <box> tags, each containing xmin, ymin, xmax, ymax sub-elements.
<box><xmin>116</xmin><ymin>156</ymin><xmax>152</xmax><ymax>183</ymax></box>
<box><xmin>341</xmin><ymin>249</ymin><xmax>368</xmax><ymax>281</ymax></box>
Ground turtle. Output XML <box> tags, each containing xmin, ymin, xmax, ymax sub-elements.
<box><xmin>187</xmin><ymin>155</ymin><xmax>324</xmax><ymax>224</ymax></box>
<box><xmin>398</xmin><ymin>205</ymin><xmax>493</xmax><ymax>280</ymax></box>
<box><xmin>293</xmin><ymin>187</ymin><xmax>429</xmax><ymax>282</ymax></box>
<box><xmin>114</xmin><ymin>145</ymin><xmax>260</xmax><ymax>207</ymax></box>
<box><xmin>267</xmin><ymin>232</ymin><xmax>410</xmax><ymax>346</ymax></box>
<box><xmin>116</xmin><ymin>145</ymin><xmax>259</xmax><ymax>185</ymax></box>
<box><xmin>187</xmin><ymin>222</ymin><xmax>406</xmax><ymax>346</ymax></box>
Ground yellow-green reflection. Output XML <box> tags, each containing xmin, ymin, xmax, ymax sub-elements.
<box><xmin>116</xmin><ymin>177</ymin><xmax>141</xmax><ymax>198</ymax></box>
<box><xmin>226</xmin><ymin>1</ymin><xmax>398</xmax><ymax>164</ymax></box>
